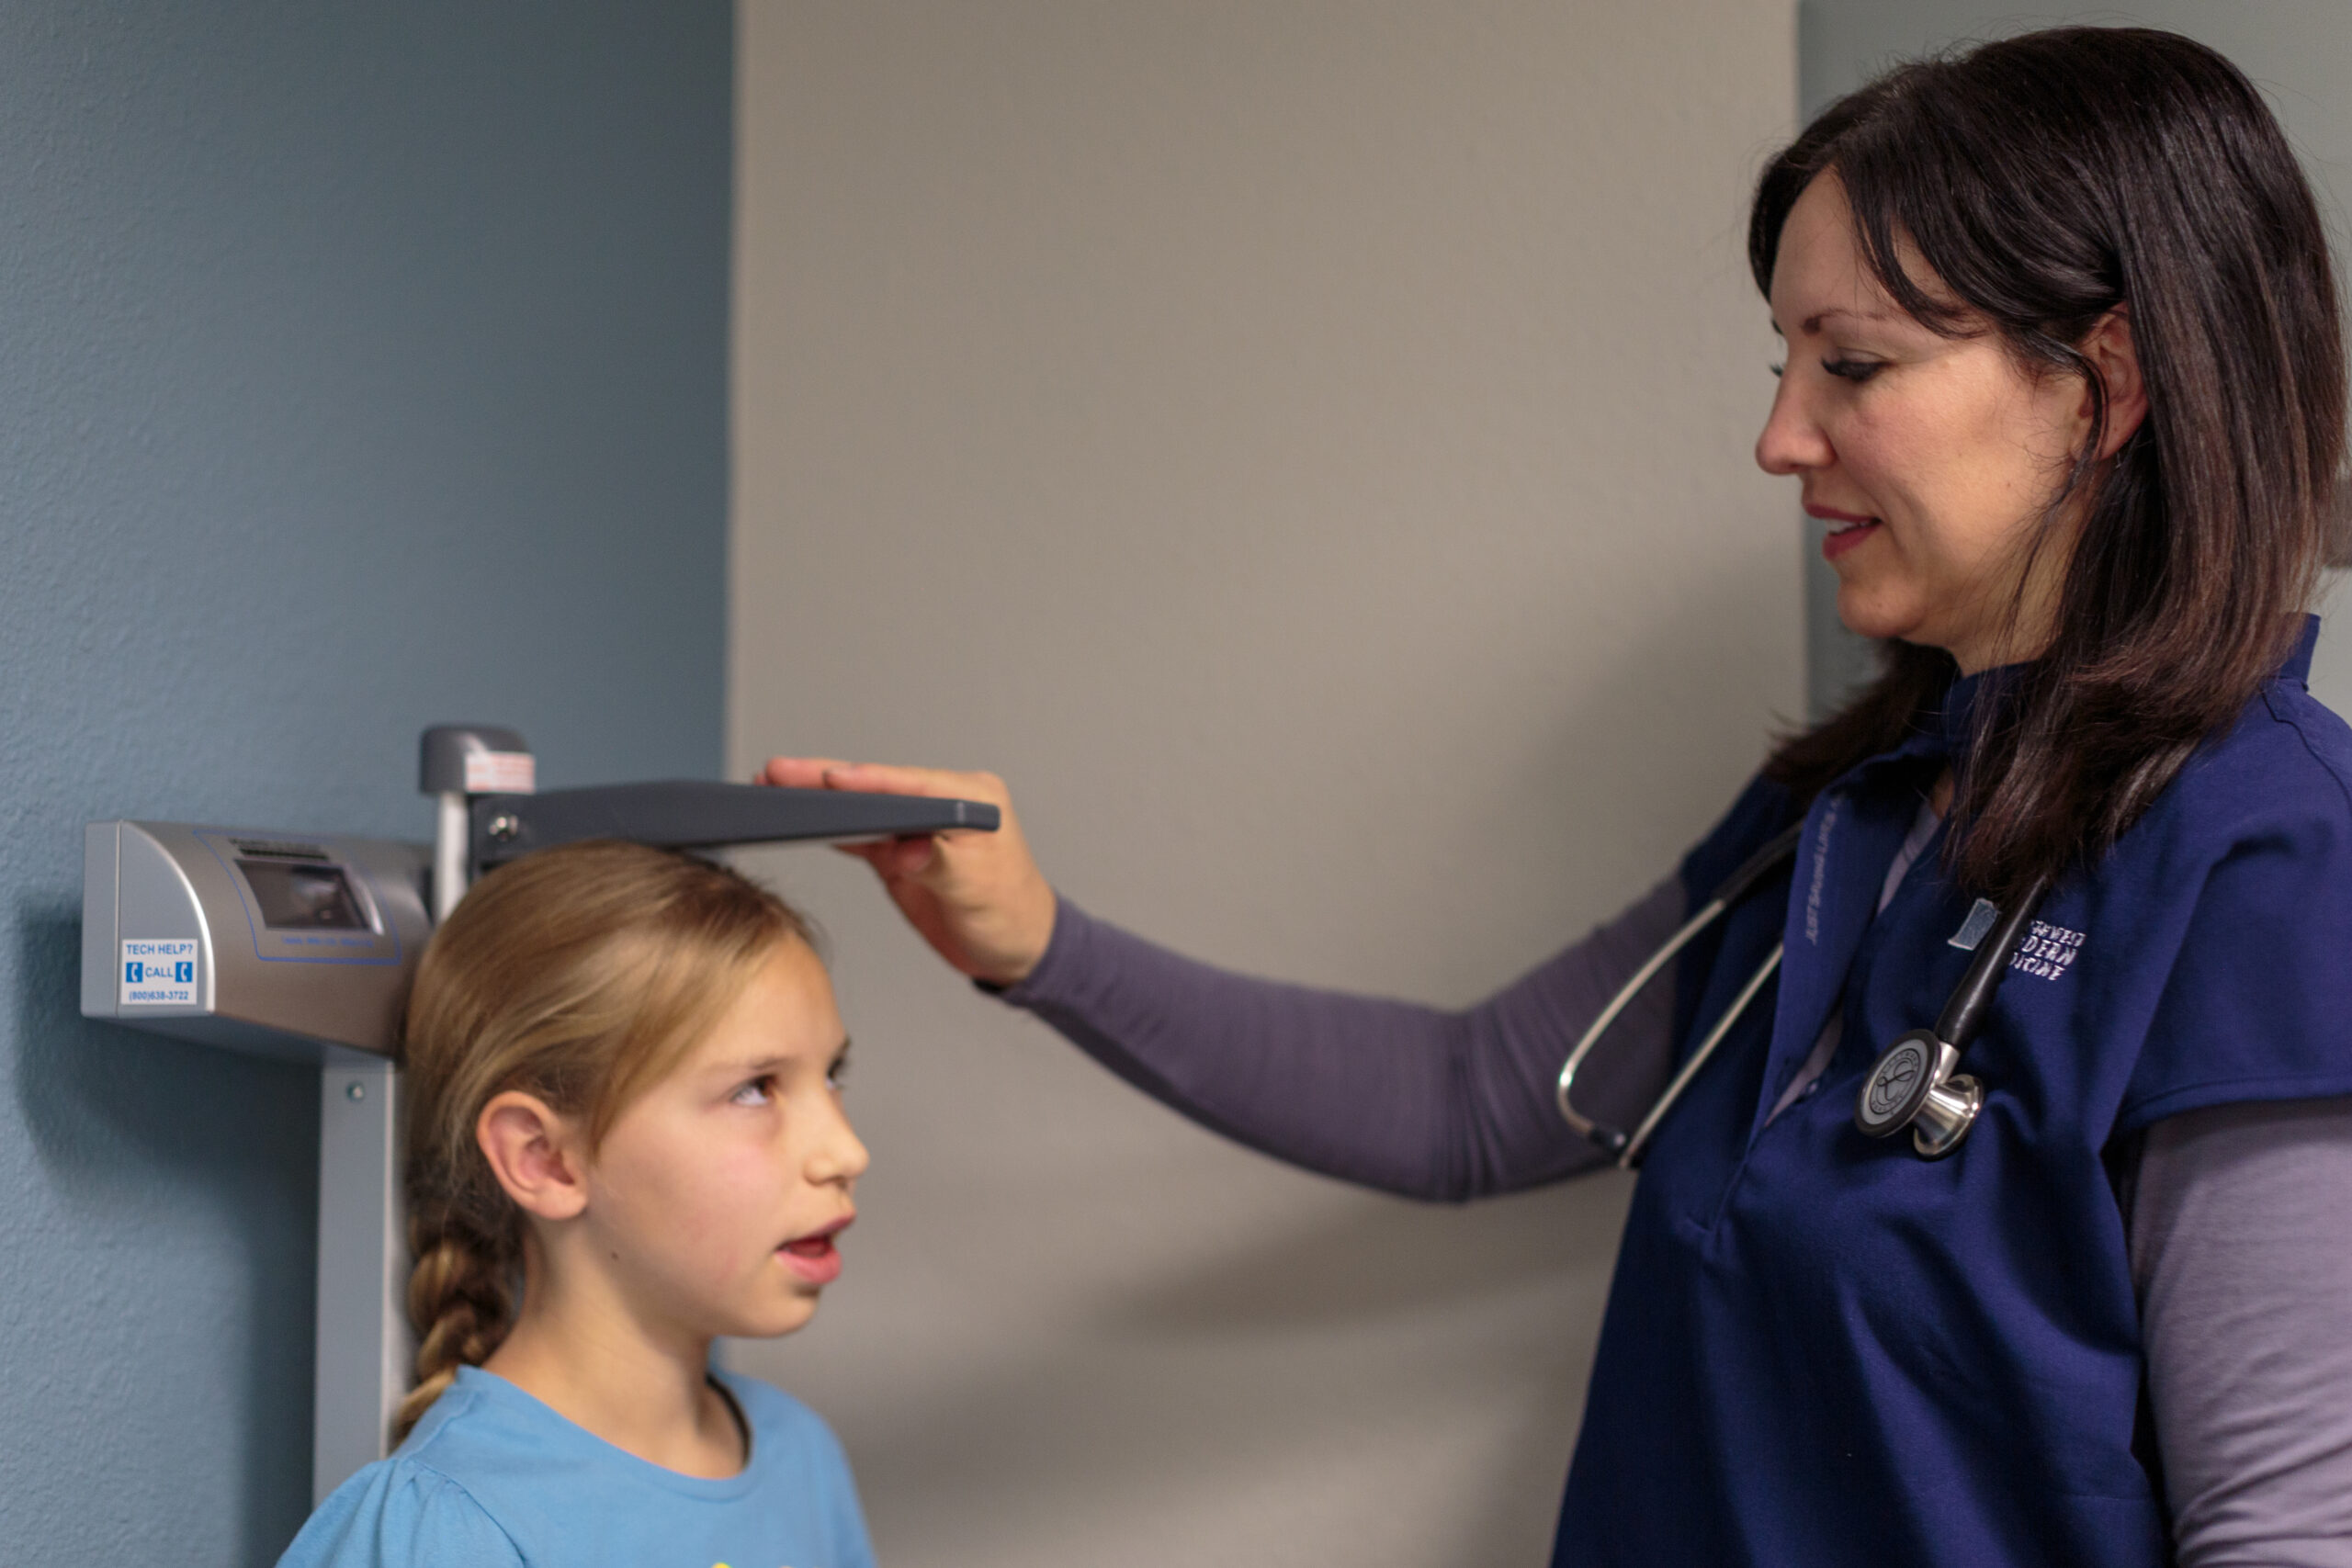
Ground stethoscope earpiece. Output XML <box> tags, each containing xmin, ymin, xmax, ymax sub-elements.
<box><xmin>1855</xmin><ymin>1029</ymin><xmax>1984</xmax><ymax>1159</ymax></box>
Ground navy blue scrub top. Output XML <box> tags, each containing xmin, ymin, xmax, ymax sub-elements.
<box><xmin>1552</xmin><ymin>619</ymin><xmax>2352</xmax><ymax>1568</ymax></box>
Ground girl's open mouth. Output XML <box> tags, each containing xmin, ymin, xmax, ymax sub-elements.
<box><xmin>779</xmin><ymin>1216</ymin><xmax>852</xmax><ymax>1284</ymax></box>
<box><xmin>780</xmin><ymin>1236</ymin><xmax>840</xmax><ymax>1284</ymax></box>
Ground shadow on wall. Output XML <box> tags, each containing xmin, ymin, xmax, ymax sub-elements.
<box><xmin>11</xmin><ymin>905</ymin><xmax>316</xmax><ymax>1559</ymax></box>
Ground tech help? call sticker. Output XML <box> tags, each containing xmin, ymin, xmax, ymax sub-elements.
<box><xmin>120</xmin><ymin>940</ymin><xmax>198</xmax><ymax>1006</ymax></box>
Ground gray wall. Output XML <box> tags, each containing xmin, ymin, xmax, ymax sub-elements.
<box><xmin>0</xmin><ymin>4</ymin><xmax>729</xmax><ymax>1561</ymax></box>
<box><xmin>1799</xmin><ymin>0</ymin><xmax>2352</xmax><ymax>715</ymax></box>
<box><xmin>728</xmin><ymin>4</ymin><xmax>1799</xmax><ymax>1564</ymax></box>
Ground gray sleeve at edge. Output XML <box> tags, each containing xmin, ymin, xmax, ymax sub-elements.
<box><xmin>2129</xmin><ymin>1095</ymin><xmax>2352</xmax><ymax>1567</ymax></box>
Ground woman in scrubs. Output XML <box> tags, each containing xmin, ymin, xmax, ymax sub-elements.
<box><xmin>763</xmin><ymin>28</ymin><xmax>2352</xmax><ymax>1566</ymax></box>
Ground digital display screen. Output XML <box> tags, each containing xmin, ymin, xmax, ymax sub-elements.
<box><xmin>237</xmin><ymin>860</ymin><xmax>372</xmax><ymax>931</ymax></box>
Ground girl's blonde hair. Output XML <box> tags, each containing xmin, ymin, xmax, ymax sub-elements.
<box><xmin>393</xmin><ymin>840</ymin><xmax>811</xmax><ymax>1439</ymax></box>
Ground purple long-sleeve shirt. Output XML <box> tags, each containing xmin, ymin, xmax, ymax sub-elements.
<box><xmin>997</xmin><ymin>887</ymin><xmax>2352</xmax><ymax>1564</ymax></box>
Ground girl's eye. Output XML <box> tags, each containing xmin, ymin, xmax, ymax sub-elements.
<box><xmin>825</xmin><ymin>1056</ymin><xmax>850</xmax><ymax>1093</ymax></box>
<box><xmin>729</xmin><ymin>1076</ymin><xmax>775</xmax><ymax>1108</ymax></box>
<box><xmin>1768</xmin><ymin>361</ymin><xmax>1785</xmax><ymax>379</ymax></box>
<box><xmin>1823</xmin><ymin>358</ymin><xmax>1883</xmax><ymax>383</ymax></box>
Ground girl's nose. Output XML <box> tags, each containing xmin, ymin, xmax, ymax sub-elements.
<box><xmin>1755</xmin><ymin>373</ymin><xmax>1833</xmax><ymax>476</ymax></box>
<box><xmin>808</xmin><ymin>1100</ymin><xmax>871</xmax><ymax>1186</ymax></box>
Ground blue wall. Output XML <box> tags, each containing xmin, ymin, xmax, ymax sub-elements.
<box><xmin>0</xmin><ymin>3</ymin><xmax>730</xmax><ymax>1559</ymax></box>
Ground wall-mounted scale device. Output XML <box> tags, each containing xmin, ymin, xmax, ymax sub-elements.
<box><xmin>80</xmin><ymin>725</ymin><xmax>998</xmax><ymax>1505</ymax></box>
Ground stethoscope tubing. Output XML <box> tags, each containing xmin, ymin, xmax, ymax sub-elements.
<box><xmin>1620</xmin><ymin>941</ymin><xmax>1781</xmax><ymax>1164</ymax></box>
<box><xmin>1555</xmin><ymin>815</ymin><xmax>2052</xmax><ymax>1168</ymax></box>
<box><xmin>1930</xmin><ymin>872</ymin><xmax>2052</xmax><ymax>1049</ymax></box>
<box><xmin>1555</xmin><ymin>822</ymin><xmax>1804</xmax><ymax>1166</ymax></box>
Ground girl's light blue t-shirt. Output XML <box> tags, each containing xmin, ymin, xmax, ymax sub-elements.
<box><xmin>277</xmin><ymin>1367</ymin><xmax>875</xmax><ymax>1568</ymax></box>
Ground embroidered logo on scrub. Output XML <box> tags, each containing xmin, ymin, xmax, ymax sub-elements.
<box><xmin>1949</xmin><ymin>901</ymin><xmax>2084</xmax><ymax>980</ymax></box>
<box><xmin>1804</xmin><ymin>797</ymin><xmax>1841</xmax><ymax>945</ymax></box>
<box><xmin>2008</xmin><ymin>919</ymin><xmax>2084</xmax><ymax>980</ymax></box>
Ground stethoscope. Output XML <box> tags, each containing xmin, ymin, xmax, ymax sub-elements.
<box><xmin>1555</xmin><ymin>819</ymin><xmax>2051</xmax><ymax>1167</ymax></box>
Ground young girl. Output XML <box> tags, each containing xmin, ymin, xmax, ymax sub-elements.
<box><xmin>279</xmin><ymin>840</ymin><xmax>876</xmax><ymax>1568</ymax></box>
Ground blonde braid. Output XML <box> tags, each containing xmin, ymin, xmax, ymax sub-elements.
<box><xmin>394</xmin><ymin>1196</ymin><xmax>517</xmax><ymax>1440</ymax></box>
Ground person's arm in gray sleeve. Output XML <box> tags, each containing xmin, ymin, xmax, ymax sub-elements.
<box><xmin>992</xmin><ymin>878</ymin><xmax>1684</xmax><ymax>1201</ymax></box>
<box><xmin>2125</xmin><ymin>1095</ymin><xmax>2352</xmax><ymax>1566</ymax></box>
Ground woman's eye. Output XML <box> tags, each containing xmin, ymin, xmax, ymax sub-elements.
<box><xmin>1768</xmin><ymin>361</ymin><xmax>1785</xmax><ymax>378</ymax></box>
<box><xmin>825</xmin><ymin>1058</ymin><xmax>850</xmax><ymax>1093</ymax></box>
<box><xmin>1823</xmin><ymin>357</ymin><xmax>1883</xmax><ymax>383</ymax></box>
<box><xmin>729</xmin><ymin>1077</ymin><xmax>775</xmax><ymax>1108</ymax></box>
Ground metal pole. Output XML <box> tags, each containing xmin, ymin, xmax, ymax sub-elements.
<box><xmin>313</xmin><ymin>1051</ymin><xmax>408</xmax><ymax>1505</ymax></box>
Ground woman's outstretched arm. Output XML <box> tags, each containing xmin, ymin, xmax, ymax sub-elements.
<box><xmin>754</xmin><ymin>755</ymin><xmax>1682</xmax><ymax>1200</ymax></box>
<box><xmin>993</xmin><ymin>886</ymin><xmax>1683</xmax><ymax>1201</ymax></box>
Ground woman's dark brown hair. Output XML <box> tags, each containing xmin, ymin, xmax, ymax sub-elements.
<box><xmin>1750</xmin><ymin>27</ymin><xmax>2345</xmax><ymax>903</ymax></box>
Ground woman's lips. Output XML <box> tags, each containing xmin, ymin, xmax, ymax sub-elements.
<box><xmin>1820</xmin><ymin>519</ymin><xmax>1882</xmax><ymax>560</ymax></box>
<box><xmin>1807</xmin><ymin>504</ymin><xmax>1882</xmax><ymax>561</ymax></box>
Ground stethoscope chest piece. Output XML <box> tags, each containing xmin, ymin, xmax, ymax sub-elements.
<box><xmin>1855</xmin><ymin>1028</ymin><xmax>1983</xmax><ymax>1159</ymax></box>
<box><xmin>1849</xmin><ymin>868</ymin><xmax>2052</xmax><ymax>1162</ymax></box>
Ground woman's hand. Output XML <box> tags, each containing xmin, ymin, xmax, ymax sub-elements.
<box><xmin>754</xmin><ymin>758</ymin><xmax>1057</xmax><ymax>986</ymax></box>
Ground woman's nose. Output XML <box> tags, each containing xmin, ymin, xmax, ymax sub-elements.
<box><xmin>1755</xmin><ymin>375</ymin><xmax>1832</xmax><ymax>476</ymax></box>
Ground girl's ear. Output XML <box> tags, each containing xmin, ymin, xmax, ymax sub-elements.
<box><xmin>477</xmin><ymin>1092</ymin><xmax>590</xmax><ymax>1222</ymax></box>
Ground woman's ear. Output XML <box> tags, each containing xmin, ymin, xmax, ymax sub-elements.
<box><xmin>2081</xmin><ymin>306</ymin><xmax>2148</xmax><ymax>460</ymax></box>
<box><xmin>477</xmin><ymin>1092</ymin><xmax>590</xmax><ymax>1223</ymax></box>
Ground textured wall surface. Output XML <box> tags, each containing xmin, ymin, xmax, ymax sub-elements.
<box><xmin>0</xmin><ymin>4</ymin><xmax>729</xmax><ymax>1560</ymax></box>
<box><xmin>1799</xmin><ymin>0</ymin><xmax>2352</xmax><ymax>714</ymax></box>
<box><xmin>729</xmin><ymin>5</ymin><xmax>1799</xmax><ymax>1564</ymax></box>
